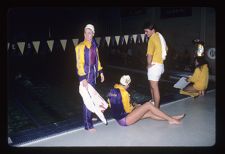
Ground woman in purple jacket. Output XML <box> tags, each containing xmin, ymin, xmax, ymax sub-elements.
<box><xmin>75</xmin><ymin>24</ymin><xmax>104</xmax><ymax>132</ymax></box>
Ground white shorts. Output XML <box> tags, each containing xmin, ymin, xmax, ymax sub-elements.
<box><xmin>147</xmin><ymin>63</ymin><xmax>164</xmax><ymax>81</ymax></box>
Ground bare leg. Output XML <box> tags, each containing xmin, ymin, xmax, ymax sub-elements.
<box><xmin>183</xmin><ymin>85</ymin><xmax>199</xmax><ymax>93</ymax></box>
<box><xmin>126</xmin><ymin>102</ymin><xmax>182</xmax><ymax>125</ymax></box>
<box><xmin>141</xmin><ymin>110</ymin><xmax>185</xmax><ymax>121</ymax></box>
<box><xmin>150</xmin><ymin>80</ymin><xmax>160</xmax><ymax>108</ymax></box>
<box><xmin>149</xmin><ymin>81</ymin><xmax>154</xmax><ymax>102</ymax></box>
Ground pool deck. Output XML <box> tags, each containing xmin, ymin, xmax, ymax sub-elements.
<box><xmin>16</xmin><ymin>90</ymin><xmax>215</xmax><ymax>147</ymax></box>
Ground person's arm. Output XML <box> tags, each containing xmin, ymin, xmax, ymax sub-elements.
<box><xmin>147</xmin><ymin>54</ymin><xmax>153</xmax><ymax>68</ymax></box>
<box><xmin>96</xmin><ymin>48</ymin><xmax>104</xmax><ymax>82</ymax></box>
<box><xmin>121</xmin><ymin>90</ymin><xmax>134</xmax><ymax>113</ymax></box>
<box><xmin>146</xmin><ymin>37</ymin><xmax>155</xmax><ymax>68</ymax></box>
<box><xmin>187</xmin><ymin>68</ymin><xmax>199</xmax><ymax>83</ymax></box>
<box><xmin>75</xmin><ymin>44</ymin><xmax>88</xmax><ymax>87</ymax></box>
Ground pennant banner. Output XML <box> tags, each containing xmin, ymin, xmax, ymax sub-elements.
<box><xmin>124</xmin><ymin>35</ymin><xmax>129</xmax><ymax>45</ymax></box>
<box><xmin>115</xmin><ymin>36</ymin><xmax>120</xmax><ymax>46</ymax></box>
<box><xmin>141</xmin><ymin>34</ymin><xmax>145</xmax><ymax>43</ymax></box>
<box><xmin>105</xmin><ymin>36</ymin><xmax>111</xmax><ymax>47</ymax></box>
<box><xmin>95</xmin><ymin>37</ymin><xmax>101</xmax><ymax>46</ymax></box>
<box><xmin>72</xmin><ymin>38</ymin><xmax>79</xmax><ymax>46</ymax></box>
<box><xmin>133</xmin><ymin>34</ymin><xmax>137</xmax><ymax>44</ymax></box>
<box><xmin>17</xmin><ymin>42</ymin><xmax>25</xmax><ymax>55</ymax></box>
<box><xmin>47</xmin><ymin>40</ymin><xmax>54</xmax><ymax>52</ymax></box>
<box><xmin>32</xmin><ymin>41</ymin><xmax>40</xmax><ymax>53</ymax></box>
<box><xmin>60</xmin><ymin>39</ymin><xmax>67</xmax><ymax>51</ymax></box>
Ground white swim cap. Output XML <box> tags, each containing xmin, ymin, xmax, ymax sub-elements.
<box><xmin>84</xmin><ymin>24</ymin><xmax>95</xmax><ymax>34</ymax></box>
<box><xmin>120</xmin><ymin>75</ymin><xmax>131</xmax><ymax>86</ymax></box>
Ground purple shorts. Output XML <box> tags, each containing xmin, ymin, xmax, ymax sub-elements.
<box><xmin>117</xmin><ymin>117</ymin><xmax>127</xmax><ymax>126</ymax></box>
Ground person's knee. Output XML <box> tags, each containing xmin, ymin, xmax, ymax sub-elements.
<box><xmin>144</xmin><ymin>101</ymin><xmax>154</xmax><ymax>108</ymax></box>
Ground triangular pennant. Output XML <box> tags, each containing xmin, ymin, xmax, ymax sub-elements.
<box><xmin>72</xmin><ymin>38</ymin><xmax>79</xmax><ymax>46</ymax></box>
<box><xmin>141</xmin><ymin>34</ymin><xmax>145</xmax><ymax>43</ymax></box>
<box><xmin>47</xmin><ymin>40</ymin><xmax>54</xmax><ymax>52</ymax></box>
<box><xmin>133</xmin><ymin>34</ymin><xmax>137</xmax><ymax>44</ymax></box>
<box><xmin>115</xmin><ymin>36</ymin><xmax>120</xmax><ymax>46</ymax></box>
<box><xmin>95</xmin><ymin>37</ymin><xmax>101</xmax><ymax>46</ymax></box>
<box><xmin>105</xmin><ymin>36</ymin><xmax>111</xmax><ymax>47</ymax></box>
<box><xmin>32</xmin><ymin>41</ymin><xmax>40</xmax><ymax>53</ymax></box>
<box><xmin>7</xmin><ymin>42</ymin><xmax>10</xmax><ymax>50</ymax></box>
<box><xmin>124</xmin><ymin>35</ymin><xmax>129</xmax><ymax>45</ymax></box>
<box><xmin>60</xmin><ymin>39</ymin><xmax>67</xmax><ymax>51</ymax></box>
<box><xmin>17</xmin><ymin>42</ymin><xmax>25</xmax><ymax>55</ymax></box>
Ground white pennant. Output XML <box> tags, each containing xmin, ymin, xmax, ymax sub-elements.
<box><xmin>141</xmin><ymin>34</ymin><xmax>145</xmax><ymax>43</ymax></box>
<box><xmin>95</xmin><ymin>37</ymin><xmax>101</xmax><ymax>45</ymax></box>
<box><xmin>133</xmin><ymin>34</ymin><xmax>137</xmax><ymax>44</ymax></box>
<box><xmin>32</xmin><ymin>41</ymin><xmax>40</xmax><ymax>53</ymax></box>
<box><xmin>72</xmin><ymin>38</ymin><xmax>79</xmax><ymax>46</ymax></box>
<box><xmin>115</xmin><ymin>36</ymin><xmax>120</xmax><ymax>46</ymax></box>
<box><xmin>17</xmin><ymin>42</ymin><xmax>25</xmax><ymax>55</ymax></box>
<box><xmin>124</xmin><ymin>35</ymin><xmax>129</xmax><ymax>45</ymax></box>
<box><xmin>7</xmin><ymin>42</ymin><xmax>10</xmax><ymax>50</ymax></box>
<box><xmin>105</xmin><ymin>36</ymin><xmax>111</xmax><ymax>47</ymax></box>
<box><xmin>60</xmin><ymin>39</ymin><xmax>67</xmax><ymax>51</ymax></box>
<box><xmin>47</xmin><ymin>40</ymin><xmax>54</xmax><ymax>52</ymax></box>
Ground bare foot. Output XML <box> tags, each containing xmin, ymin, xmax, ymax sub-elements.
<box><xmin>168</xmin><ymin>118</ymin><xmax>181</xmax><ymax>125</ymax></box>
<box><xmin>88</xmin><ymin>128</ymin><xmax>96</xmax><ymax>132</ymax></box>
<box><xmin>172</xmin><ymin>114</ymin><xmax>185</xmax><ymax>120</ymax></box>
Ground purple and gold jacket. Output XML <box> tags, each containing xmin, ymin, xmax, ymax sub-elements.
<box><xmin>75</xmin><ymin>39</ymin><xmax>103</xmax><ymax>83</ymax></box>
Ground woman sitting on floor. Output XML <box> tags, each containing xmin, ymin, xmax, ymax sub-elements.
<box><xmin>107</xmin><ymin>75</ymin><xmax>185</xmax><ymax>126</ymax></box>
<box><xmin>180</xmin><ymin>56</ymin><xmax>209</xmax><ymax>97</ymax></box>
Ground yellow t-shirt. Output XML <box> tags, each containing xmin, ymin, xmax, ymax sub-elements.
<box><xmin>146</xmin><ymin>32</ymin><xmax>167</xmax><ymax>64</ymax></box>
<box><xmin>188</xmin><ymin>64</ymin><xmax>209</xmax><ymax>91</ymax></box>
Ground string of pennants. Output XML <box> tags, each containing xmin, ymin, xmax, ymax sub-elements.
<box><xmin>7</xmin><ymin>34</ymin><xmax>148</xmax><ymax>54</ymax></box>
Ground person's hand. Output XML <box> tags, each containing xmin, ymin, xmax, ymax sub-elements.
<box><xmin>100</xmin><ymin>73</ymin><xmax>104</xmax><ymax>83</ymax></box>
<box><xmin>82</xmin><ymin>79</ymin><xmax>88</xmax><ymax>89</ymax></box>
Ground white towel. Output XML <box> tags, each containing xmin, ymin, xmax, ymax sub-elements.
<box><xmin>79</xmin><ymin>82</ymin><xmax>108</xmax><ymax>124</ymax></box>
<box><xmin>158</xmin><ymin>32</ymin><xmax>167</xmax><ymax>60</ymax></box>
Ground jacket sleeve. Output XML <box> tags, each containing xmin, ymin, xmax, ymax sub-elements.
<box><xmin>121</xmin><ymin>89</ymin><xmax>134</xmax><ymax>113</ymax></box>
<box><xmin>188</xmin><ymin>68</ymin><xmax>199</xmax><ymax>83</ymax></box>
<box><xmin>96</xmin><ymin>48</ymin><xmax>103</xmax><ymax>74</ymax></box>
<box><xmin>75</xmin><ymin>44</ymin><xmax>87</xmax><ymax>81</ymax></box>
<box><xmin>146</xmin><ymin>37</ymin><xmax>155</xmax><ymax>56</ymax></box>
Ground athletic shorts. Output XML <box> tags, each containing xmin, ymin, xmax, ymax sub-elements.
<box><xmin>147</xmin><ymin>63</ymin><xmax>164</xmax><ymax>81</ymax></box>
<box><xmin>117</xmin><ymin>117</ymin><xmax>127</xmax><ymax>126</ymax></box>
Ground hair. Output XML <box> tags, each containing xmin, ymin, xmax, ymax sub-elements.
<box><xmin>195</xmin><ymin>56</ymin><xmax>208</xmax><ymax>68</ymax></box>
<box><xmin>143</xmin><ymin>22</ymin><xmax>156</xmax><ymax>31</ymax></box>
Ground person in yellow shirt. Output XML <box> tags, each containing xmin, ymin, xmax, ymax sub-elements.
<box><xmin>75</xmin><ymin>24</ymin><xmax>105</xmax><ymax>132</ymax></box>
<box><xmin>144</xmin><ymin>23</ymin><xmax>168</xmax><ymax>108</ymax></box>
<box><xmin>180</xmin><ymin>56</ymin><xmax>209</xmax><ymax>97</ymax></box>
<box><xmin>107</xmin><ymin>75</ymin><xmax>185</xmax><ymax>126</ymax></box>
